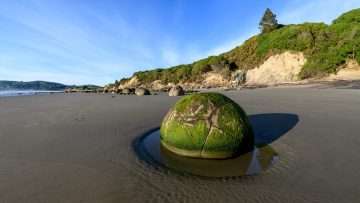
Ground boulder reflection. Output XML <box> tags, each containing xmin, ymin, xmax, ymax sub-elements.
<box><xmin>136</xmin><ymin>129</ymin><xmax>278</xmax><ymax>178</ymax></box>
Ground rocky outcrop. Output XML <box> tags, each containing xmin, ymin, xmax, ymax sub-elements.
<box><xmin>103</xmin><ymin>86</ymin><xmax>110</xmax><ymax>93</ymax></box>
<box><xmin>150</xmin><ymin>80</ymin><xmax>165</xmax><ymax>91</ymax></box>
<box><xmin>115</xmin><ymin>88</ymin><xmax>122</xmax><ymax>94</ymax></box>
<box><xmin>135</xmin><ymin>87</ymin><xmax>150</xmax><ymax>96</ymax></box>
<box><xmin>326</xmin><ymin>59</ymin><xmax>360</xmax><ymax>81</ymax></box>
<box><xmin>115</xmin><ymin>52</ymin><xmax>306</xmax><ymax>89</ymax></box>
<box><xmin>115</xmin><ymin>52</ymin><xmax>307</xmax><ymax>89</ymax></box>
<box><xmin>119</xmin><ymin>76</ymin><xmax>140</xmax><ymax>89</ymax></box>
<box><xmin>122</xmin><ymin>88</ymin><xmax>135</xmax><ymax>95</ymax></box>
<box><xmin>246</xmin><ymin>52</ymin><xmax>306</xmax><ymax>86</ymax></box>
<box><xmin>110</xmin><ymin>86</ymin><xmax>118</xmax><ymax>93</ymax></box>
<box><xmin>169</xmin><ymin>85</ymin><xmax>185</xmax><ymax>96</ymax></box>
<box><xmin>203</xmin><ymin>72</ymin><xmax>230</xmax><ymax>88</ymax></box>
<box><xmin>230</xmin><ymin>70</ymin><xmax>246</xmax><ymax>87</ymax></box>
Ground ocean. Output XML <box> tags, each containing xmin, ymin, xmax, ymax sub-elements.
<box><xmin>0</xmin><ymin>90</ymin><xmax>63</xmax><ymax>97</ymax></box>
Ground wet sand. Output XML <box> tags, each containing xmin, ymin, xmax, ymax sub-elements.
<box><xmin>0</xmin><ymin>87</ymin><xmax>360</xmax><ymax>202</ymax></box>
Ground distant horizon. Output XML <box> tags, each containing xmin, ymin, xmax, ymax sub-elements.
<box><xmin>1</xmin><ymin>0</ymin><xmax>360</xmax><ymax>86</ymax></box>
<box><xmin>0</xmin><ymin>79</ymin><xmax>95</xmax><ymax>86</ymax></box>
<box><xmin>0</xmin><ymin>80</ymin><xmax>103</xmax><ymax>88</ymax></box>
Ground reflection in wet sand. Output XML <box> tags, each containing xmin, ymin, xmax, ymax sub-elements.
<box><xmin>135</xmin><ymin>129</ymin><xmax>278</xmax><ymax>178</ymax></box>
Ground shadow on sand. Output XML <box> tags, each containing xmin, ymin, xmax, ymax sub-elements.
<box><xmin>249</xmin><ymin>113</ymin><xmax>299</xmax><ymax>147</ymax></box>
<box><xmin>133</xmin><ymin>113</ymin><xmax>298</xmax><ymax>178</ymax></box>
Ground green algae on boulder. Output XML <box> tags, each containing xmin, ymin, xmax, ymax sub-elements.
<box><xmin>160</xmin><ymin>93</ymin><xmax>254</xmax><ymax>159</ymax></box>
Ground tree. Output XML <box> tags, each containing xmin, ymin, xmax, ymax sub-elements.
<box><xmin>114</xmin><ymin>80</ymin><xmax>120</xmax><ymax>87</ymax></box>
<box><xmin>259</xmin><ymin>8</ymin><xmax>279</xmax><ymax>33</ymax></box>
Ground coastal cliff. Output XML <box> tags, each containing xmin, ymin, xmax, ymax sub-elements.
<box><xmin>110</xmin><ymin>8</ymin><xmax>360</xmax><ymax>90</ymax></box>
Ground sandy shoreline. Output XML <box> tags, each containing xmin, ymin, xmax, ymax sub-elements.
<box><xmin>0</xmin><ymin>87</ymin><xmax>360</xmax><ymax>202</ymax></box>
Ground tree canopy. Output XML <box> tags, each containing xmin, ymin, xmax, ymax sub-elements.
<box><xmin>259</xmin><ymin>8</ymin><xmax>279</xmax><ymax>33</ymax></box>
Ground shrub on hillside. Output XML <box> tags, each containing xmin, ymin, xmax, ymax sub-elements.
<box><xmin>116</xmin><ymin>8</ymin><xmax>360</xmax><ymax>86</ymax></box>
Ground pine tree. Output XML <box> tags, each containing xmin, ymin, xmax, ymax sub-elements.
<box><xmin>114</xmin><ymin>80</ymin><xmax>120</xmax><ymax>87</ymax></box>
<box><xmin>259</xmin><ymin>8</ymin><xmax>279</xmax><ymax>33</ymax></box>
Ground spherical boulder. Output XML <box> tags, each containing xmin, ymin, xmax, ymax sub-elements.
<box><xmin>122</xmin><ymin>88</ymin><xmax>134</xmax><ymax>95</ymax></box>
<box><xmin>160</xmin><ymin>92</ymin><xmax>254</xmax><ymax>159</ymax></box>
<box><xmin>135</xmin><ymin>87</ymin><xmax>150</xmax><ymax>96</ymax></box>
<box><xmin>168</xmin><ymin>85</ymin><xmax>185</xmax><ymax>96</ymax></box>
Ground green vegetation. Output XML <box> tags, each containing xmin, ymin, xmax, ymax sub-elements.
<box><xmin>134</xmin><ymin>65</ymin><xmax>192</xmax><ymax>84</ymax></box>
<box><xmin>117</xmin><ymin>8</ymin><xmax>360</xmax><ymax>86</ymax></box>
<box><xmin>131</xmin><ymin>55</ymin><xmax>234</xmax><ymax>85</ymax></box>
<box><xmin>73</xmin><ymin>85</ymin><xmax>101</xmax><ymax>91</ymax></box>
<box><xmin>226</xmin><ymin>22</ymin><xmax>331</xmax><ymax>77</ymax></box>
<box><xmin>160</xmin><ymin>93</ymin><xmax>254</xmax><ymax>159</ymax></box>
<box><xmin>226</xmin><ymin>8</ymin><xmax>360</xmax><ymax>78</ymax></box>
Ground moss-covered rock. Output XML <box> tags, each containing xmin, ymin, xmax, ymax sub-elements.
<box><xmin>160</xmin><ymin>93</ymin><xmax>254</xmax><ymax>159</ymax></box>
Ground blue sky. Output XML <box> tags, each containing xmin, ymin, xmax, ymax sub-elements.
<box><xmin>1</xmin><ymin>0</ymin><xmax>360</xmax><ymax>85</ymax></box>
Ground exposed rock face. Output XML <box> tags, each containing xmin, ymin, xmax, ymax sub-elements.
<box><xmin>168</xmin><ymin>85</ymin><xmax>185</xmax><ymax>96</ymax></box>
<box><xmin>326</xmin><ymin>59</ymin><xmax>360</xmax><ymax>81</ymax></box>
<box><xmin>203</xmin><ymin>72</ymin><xmax>230</xmax><ymax>87</ymax></box>
<box><xmin>246</xmin><ymin>52</ymin><xmax>306</xmax><ymax>86</ymax></box>
<box><xmin>119</xmin><ymin>76</ymin><xmax>140</xmax><ymax>89</ymax></box>
<box><xmin>116</xmin><ymin>52</ymin><xmax>309</xmax><ymax>89</ymax></box>
<box><xmin>110</xmin><ymin>86</ymin><xmax>118</xmax><ymax>94</ymax></box>
<box><xmin>116</xmin><ymin>88</ymin><xmax>122</xmax><ymax>94</ymax></box>
<box><xmin>160</xmin><ymin>93</ymin><xmax>254</xmax><ymax>159</ymax></box>
<box><xmin>231</xmin><ymin>70</ymin><xmax>246</xmax><ymax>87</ymax></box>
<box><xmin>122</xmin><ymin>88</ymin><xmax>135</xmax><ymax>95</ymax></box>
<box><xmin>103</xmin><ymin>86</ymin><xmax>110</xmax><ymax>93</ymax></box>
<box><xmin>135</xmin><ymin>87</ymin><xmax>150</xmax><ymax>96</ymax></box>
<box><xmin>150</xmin><ymin>80</ymin><xmax>167</xmax><ymax>91</ymax></box>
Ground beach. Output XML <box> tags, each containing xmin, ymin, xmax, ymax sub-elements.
<box><xmin>0</xmin><ymin>87</ymin><xmax>360</xmax><ymax>202</ymax></box>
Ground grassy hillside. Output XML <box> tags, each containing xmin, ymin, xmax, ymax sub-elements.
<box><xmin>119</xmin><ymin>8</ymin><xmax>360</xmax><ymax>86</ymax></box>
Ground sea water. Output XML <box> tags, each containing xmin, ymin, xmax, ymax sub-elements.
<box><xmin>0</xmin><ymin>90</ymin><xmax>62</xmax><ymax>97</ymax></box>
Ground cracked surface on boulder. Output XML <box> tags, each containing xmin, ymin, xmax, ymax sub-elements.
<box><xmin>160</xmin><ymin>93</ymin><xmax>254</xmax><ymax>159</ymax></box>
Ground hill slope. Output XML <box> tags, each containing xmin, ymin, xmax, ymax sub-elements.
<box><xmin>116</xmin><ymin>8</ymin><xmax>360</xmax><ymax>89</ymax></box>
<box><xmin>0</xmin><ymin>80</ymin><xmax>101</xmax><ymax>91</ymax></box>
<box><xmin>0</xmin><ymin>81</ymin><xmax>68</xmax><ymax>91</ymax></box>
